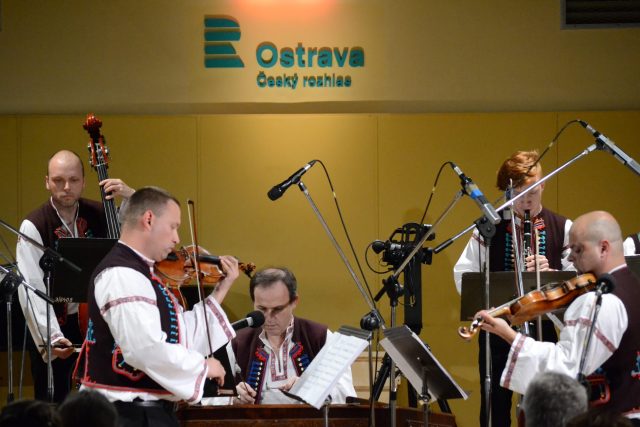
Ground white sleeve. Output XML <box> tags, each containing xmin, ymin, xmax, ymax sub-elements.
<box><xmin>453</xmin><ymin>230</ymin><xmax>482</xmax><ymax>295</ymax></box>
<box><xmin>96</xmin><ymin>267</ymin><xmax>218</xmax><ymax>403</ymax></box>
<box><xmin>180</xmin><ymin>293</ymin><xmax>235</xmax><ymax>356</ymax></box>
<box><xmin>326</xmin><ymin>329</ymin><xmax>357</xmax><ymax>404</ymax></box>
<box><xmin>560</xmin><ymin>218</ymin><xmax>576</xmax><ymax>271</ymax></box>
<box><xmin>16</xmin><ymin>219</ymin><xmax>64</xmax><ymax>360</ymax></box>
<box><xmin>500</xmin><ymin>292</ymin><xmax>627</xmax><ymax>394</ymax></box>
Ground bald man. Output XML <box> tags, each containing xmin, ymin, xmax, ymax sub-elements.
<box><xmin>17</xmin><ymin>150</ymin><xmax>133</xmax><ymax>402</ymax></box>
<box><xmin>477</xmin><ymin>211</ymin><xmax>640</xmax><ymax>423</ymax></box>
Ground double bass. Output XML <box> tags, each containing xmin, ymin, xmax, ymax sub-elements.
<box><xmin>78</xmin><ymin>114</ymin><xmax>120</xmax><ymax>336</ymax></box>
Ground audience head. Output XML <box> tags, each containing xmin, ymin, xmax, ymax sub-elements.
<box><xmin>58</xmin><ymin>390</ymin><xmax>118</xmax><ymax>427</ymax></box>
<box><xmin>0</xmin><ymin>399</ymin><xmax>61</xmax><ymax>427</ymax></box>
<box><xmin>518</xmin><ymin>372</ymin><xmax>588</xmax><ymax>427</ymax></box>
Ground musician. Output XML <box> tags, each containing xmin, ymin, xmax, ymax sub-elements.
<box><xmin>453</xmin><ymin>150</ymin><xmax>574</xmax><ymax>427</ymax></box>
<box><xmin>478</xmin><ymin>211</ymin><xmax>640</xmax><ymax>425</ymax></box>
<box><xmin>232</xmin><ymin>267</ymin><xmax>356</xmax><ymax>404</ymax></box>
<box><xmin>75</xmin><ymin>186</ymin><xmax>239</xmax><ymax>427</ymax></box>
<box><xmin>16</xmin><ymin>150</ymin><xmax>133</xmax><ymax>403</ymax></box>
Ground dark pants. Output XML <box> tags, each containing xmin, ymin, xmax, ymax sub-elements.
<box><xmin>113</xmin><ymin>400</ymin><xmax>179</xmax><ymax>427</ymax></box>
<box><xmin>478</xmin><ymin>320</ymin><xmax>557</xmax><ymax>427</ymax></box>
<box><xmin>29</xmin><ymin>313</ymin><xmax>82</xmax><ymax>403</ymax></box>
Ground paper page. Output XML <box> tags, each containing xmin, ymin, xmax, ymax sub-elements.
<box><xmin>289</xmin><ymin>332</ymin><xmax>368</xmax><ymax>409</ymax></box>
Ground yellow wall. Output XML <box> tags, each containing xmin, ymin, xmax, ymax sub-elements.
<box><xmin>1</xmin><ymin>111</ymin><xmax>639</xmax><ymax>426</ymax></box>
<box><xmin>0</xmin><ymin>1</ymin><xmax>639</xmax><ymax>113</ymax></box>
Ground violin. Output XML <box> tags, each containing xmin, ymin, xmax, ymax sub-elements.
<box><xmin>458</xmin><ymin>273</ymin><xmax>596</xmax><ymax>340</ymax></box>
<box><xmin>155</xmin><ymin>245</ymin><xmax>256</xmax><ymax>308</ymax></box>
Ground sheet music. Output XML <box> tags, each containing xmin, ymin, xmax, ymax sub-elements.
<box><xmin>288</xmin><ymin>332</ymin><xmax>368</xmax><ymax>409</ymax></box>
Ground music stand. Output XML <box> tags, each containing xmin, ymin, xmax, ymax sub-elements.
<box><xmin>379</xmin><ymin>325</ymin><xmax>468</xmax><ymax>427</ymax></box>
<box><xmin>460</xmin><ymin>271</ymin><xmax>577</xmax><ymax>321</ymax></box>
<box><xmin>52</xmin><ymin>238</ymin><xmax>117</xmax><ymax>302</ymax></box>
<box><xmin>626</xmin><ymin>255</ymin><xmax>640</xmax><ymax>277</ymax></box>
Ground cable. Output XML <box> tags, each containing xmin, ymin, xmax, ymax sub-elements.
<box><xmin>419</xmin><ymin>161</ymin><xmax>454</xmax><ymax>225</ymax></box>
<box><xmin>316</xmin><ymin>160</ymin><xmax>376</xmax><ymax>303</ymax></box>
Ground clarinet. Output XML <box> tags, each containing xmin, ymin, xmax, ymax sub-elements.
<box><xmin>523</xmin><ymin>209</ymin><xmax>532</xmax><ymax>265</ymax></box>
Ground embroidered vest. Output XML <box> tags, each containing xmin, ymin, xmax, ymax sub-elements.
<box><xmin>26</xmin><ymin>198</ymin><xmax>107</xmax><ymax>322</ymax></box>
<box><xmin>232</xmin><ymin>317</ymin><xmax>327</xmax><ymax>403</ymax></box>
<box><xmin>489</xmin><ymin>207</ymin><xmax>567</xmax><ymax>272</ymax></box>
<box><xmin>599</xmin><ymin>267</ymin><xmax>640</xmax><ymax>414</ymax></box>
<box><xmin>74</xmin><ymin>243</ymin><xmax>179</xmax><ymax>395</ymax></box>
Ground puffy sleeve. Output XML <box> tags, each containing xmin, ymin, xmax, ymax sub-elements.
<box><xmin>500</xmin><ymin>292</ymin><xmax>627</xmax><ymax>394</ymax></box>
<box><xmin>453</xmin><ymin>230</ymin><xmax>482</xmax><ymax>295</ymax></box>
<box><xmin>95</xmin><ymin>266</ymin><xmax>233</xmax><ymax>402</ymax></box>
<box><xmin>16</xmin><ymin>219</ymin><xmax>64</xmax><ymax>360</ymax></box>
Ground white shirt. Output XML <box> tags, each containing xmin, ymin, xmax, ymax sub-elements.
<box><xmin>16</xmin><ymin>209</ymin><xmax>79</xmax><ymax>360</ymax></box>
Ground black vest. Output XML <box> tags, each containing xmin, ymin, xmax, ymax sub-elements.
<box><xmin>75</xmin><ymin>243</ymin><xmax>179</xmax><ymax>395</ymax></box>
<box><xmin>231</xmin><ymin>317</ymin><xmax>327</xmax><ymax>403</ymax></box>
<box><xmin>631</xmin><ymin>233</ymin><xmax>640</xmax><ymax>255</ymax></box>
<box><xmin>599</xmin><ymin>267</ymin><xmax>640</xmax><ymax>414</ymax></box>
<box><xmin>489</xmin><ymin>207</ymin><xmax>568</xmax><ymax>272</ymax></box>
<box><xmin>25</xmin><ymin>198</ymin><xmax>107</xmax><ymax>321</ymax></box>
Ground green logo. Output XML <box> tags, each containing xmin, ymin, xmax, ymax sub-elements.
<box><xmin>204</xmin><ymin>16</ymin><xmax>244</xmax><ymax>68</ymax></box>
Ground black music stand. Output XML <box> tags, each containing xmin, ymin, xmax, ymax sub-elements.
<box><xmin>379</xmin><ymin>325</ymin><xmax>468</xmax><ymax>427</ymax></box>
<box><xmin>460</xmin><ymin>271</ymin><xmax>577</xmax><ymax>321</ymax></box>
<box><xmin>52</xmin><ymin>238</ymin><xmax>117</xmax><ymax>303</ymax></box>
<box><xmin>626</xmin><ymin>255</ymin><xmax>640</xmax><ymax>277</ymax></box>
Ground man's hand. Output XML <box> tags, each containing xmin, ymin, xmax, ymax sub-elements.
<box><xmin>212</xmin><ymin>256</ymin><xmax>240</xmax><ymax>304</ymax></box>
<box><xmin>235</xmin><ymin>382</ymin><xmax>256</xmax><ymax>404</ymax></box>
<box><xmin>475</xmin><ymin>310</ymin><xmax>518</xmax><ymax>344</ymax></box>
<box><xmin>100</xmin><ymin>179</ymin><xmax>134</xmax><ymax>200</ymax></box>
<box><xmin>525</xmin><ymin>254</ymin><xmax>550</xmax><ymax>271</ymax></box>
<box><xmin>279</xmin><ymin>375</ymin><xmax>298</xmax><ymax>392</ymax></box>
<box><xmin>205</xmin><ymin>358</ymin><xmax>225</xmax><ymax>386</ymax></box>
<box><xmin>52</xmin><ymin>337</ymin><xmax>75</xmax><ymax>360</ymax></box>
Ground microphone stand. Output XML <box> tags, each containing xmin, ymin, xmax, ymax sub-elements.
<box><xmin>0</xmin><ymin>263</ymin><xmax>54</xmax><ymax>404</ymax></box>
<box><xmin>374</xmin><ymin>189</ymin><xmax>465</xmax><ymax>427</ymax></box>
<box><xmin>434</xmin><ymin>142</ymin><xmax>598</xmax><ymax>255</ymax></box>
<box><xmin>296</xmin><ymin>181</ymin><xmax>384</xmax><ymax>427</ymax></box>
<box><xmin>577</xmin><ymin>278</ymin><xmax>610</xmax><ymax>387</ymax></box>
<box><xmin>0</xmin><ymin>219</ymin><xmax>80</xmax><ymax>402</ymax></box>
<box><xmin>432</xmin><ymin>143</ymin><xmax>598</xmax><ymax>426</ymax></box>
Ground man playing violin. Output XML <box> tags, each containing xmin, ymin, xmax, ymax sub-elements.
<box><xmin>17</xmin><ymin>149</ymin><xmax>133</xmax><ymax>403</ymax></box>
<box><xmin>232</xmin><ymin>267</ymin><xmax>356</xmax><ymax>405</ymax></box>
<box><xmin>453</xmin><ymin>150</ymin><xmax>574</xmax><ymax>427</ymax></box>
<box><xmin>478</xmin><ymin>211</ymin><xmax>640</xmax><ymax>425</ymax></box>
<box><xmin>74</xmin><ymin>186</ymin><xmax>240</xmax><ymax>427</ymax></box>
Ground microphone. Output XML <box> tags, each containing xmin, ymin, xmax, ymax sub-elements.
<box><xmin>595</xmin><ymin>273</ymin><xmax>616</xmax><ymax>295</ymax></box>
<box><xmin>450</xmin><ymin>163</ymin><xmax>501</xmax><ymax>225</ymax></box>
<box><xmin>371</xmin><ymin>240</ymin><xmax>403</xmax><ymax>254</ymax></box>
<box><xmin>267</xmin><ymin>160</ymin><xmax>318</xmax><ymax>201</ymax></box>
<box><xmin>231</xmin><ymin>310</ymin><xmax>265</xmax><ymax>331</ymax></box>
<box><xmin>578</xmin><ymin>121</ymin><xmax>640</xmax><ymax>176</ymax></box>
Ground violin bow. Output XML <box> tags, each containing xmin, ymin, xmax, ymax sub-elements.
<box><xmin>186</xmin><ymin>199</ymin><xmax>215</xmax><ymax>357</ymax></box>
